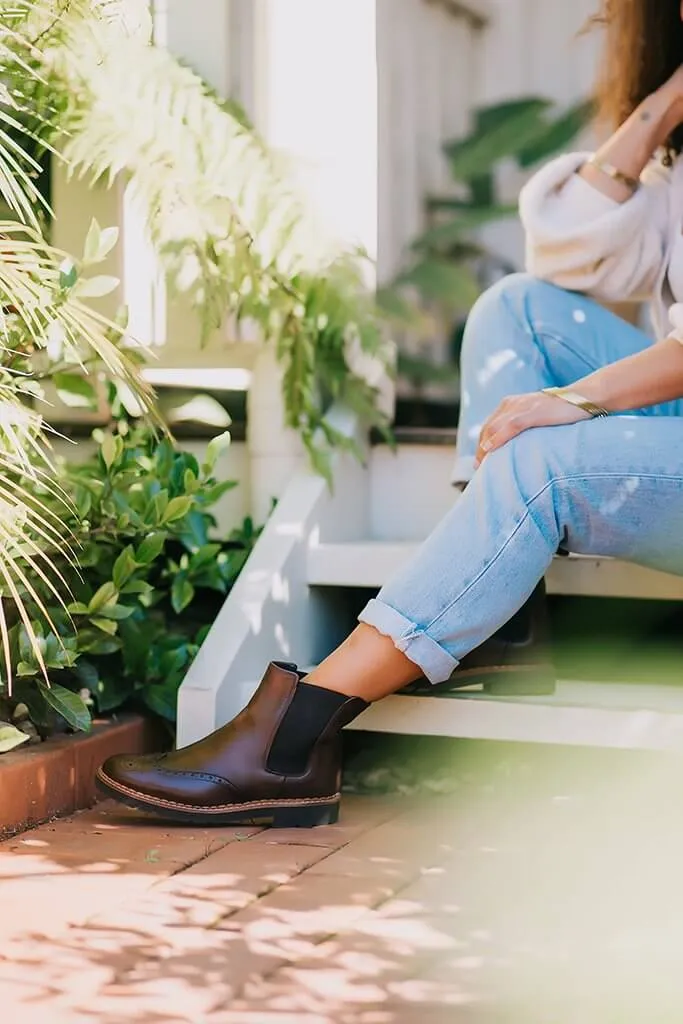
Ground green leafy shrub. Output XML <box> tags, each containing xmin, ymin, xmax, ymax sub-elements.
<box><xmin>0</xmin><ymin>0</ymin><xmax>392</xmax><ymax>735</ymax></box>
<box><xmin>0</xmin><ymin>425</ymin><xmax>259</xmax><ymax>737</ymax></box>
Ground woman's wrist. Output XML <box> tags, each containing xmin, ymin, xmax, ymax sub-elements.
<box><xmin>571</xmin><ymin>377</ymin><xmax>615</xmax><ymax>412</ymax></box>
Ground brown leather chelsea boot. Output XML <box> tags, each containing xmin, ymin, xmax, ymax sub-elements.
<box><xmin>96</xmin><ymin>662</ymin><xmax>368</xmax><ymax>827</ymax></box>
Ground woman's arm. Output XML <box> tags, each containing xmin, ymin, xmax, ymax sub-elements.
<box><xmin>519</xmin><ymin>71</ymin><xmax>683</xmax><ymax>303</ymax></box>
<box><xmin>579</xmin><ymin>74</ymin><xmax>683</xmax><ymax>203</ymax></box>
<box><xmin>474</xmin><ymin>339</ymin><xmax>683</xmax><ymax>467</ymax></box>
<box><xmin>577</xmin><ymin>337</ymin><xmax>683</xmax><ymax>411</ymax></box>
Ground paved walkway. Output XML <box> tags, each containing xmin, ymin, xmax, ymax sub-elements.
<box><xmin>2</xmin><ymin>741</ymin><xmax>683</xmax><ymax>1023</ymax></box>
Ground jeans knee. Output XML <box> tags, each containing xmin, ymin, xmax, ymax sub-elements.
<box><xmin>466</xmin><ymin>273</ymin><xmax>553</xmax><ymax>330</ymax></box>
<box><xmin>485</xmin><ymin>425</ymin><xmax>565</xmax><ymax>495</ymax></box>
<box><xmin>461</xmin><ymin>274</ymin><xmax>547</xmax><ymax>360</ymax></box>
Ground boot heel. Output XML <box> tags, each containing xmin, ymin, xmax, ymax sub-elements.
<box><xmin>484</xmin><ymin>672</ymin><xmax>556</xmax><ymax>697</ymax></box>
<box><xmin>271</xmin><ymin>802</ymin><xmax>340</xmax><ymax>828</ymax></box>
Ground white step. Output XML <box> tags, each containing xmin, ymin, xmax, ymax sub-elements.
<box><xmin>346</xmin><ymin>682</ymin><xmax>683</xmax><ymax>752</ymax></box>
<box><xmin>307</xmin><ymin>543</ymin><xmax>683</xmax><ymax>600</ymax></box>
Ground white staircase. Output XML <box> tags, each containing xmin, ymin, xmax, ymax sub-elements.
<box><xmin>177</xmin><ymin>412</ymin><xmax>683</xmax><ymax>754</ymax></box>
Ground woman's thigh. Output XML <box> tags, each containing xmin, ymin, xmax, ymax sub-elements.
<box><xmin>460</xmin><ymin>274</ymin><xmax>683</xmax><ymax>418</ymax></box>
<box><xmin>509</xmin><ymin>414</ymin><xmax>683</xmax><ymax>572</ymax></box>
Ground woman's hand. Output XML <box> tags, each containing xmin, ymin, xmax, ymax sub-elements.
<box><xmin>474</xmin><ymin>391</ymin><xmax>590</xmax><ymax>467</ymax></box>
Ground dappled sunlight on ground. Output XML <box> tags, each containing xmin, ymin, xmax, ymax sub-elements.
<box><xmin>3</xmin><ymin>743</ymin><xmax>683</xmax><ymax>1021</ymax></box>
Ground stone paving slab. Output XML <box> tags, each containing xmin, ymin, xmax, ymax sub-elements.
<box><xmin>4</xmin><ymin>744</ymin><xmax>683</xmax><ymax>1022</ymax></box>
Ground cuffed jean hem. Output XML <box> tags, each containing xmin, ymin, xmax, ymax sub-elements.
<box><xmin>451</xmin><ymin>453</ymin><xmax>476</xmax><ymax>486</ymax></box>
<box><xmin>358</xmin><ymin>597</ymin><xmax>459</xmax><ymax>684</ymax></box>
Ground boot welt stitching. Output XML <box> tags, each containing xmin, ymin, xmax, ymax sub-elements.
<box><xmin>96</xmin><ymin>769</ymin><xmax>340</xmax><ymax>814</ymax></box>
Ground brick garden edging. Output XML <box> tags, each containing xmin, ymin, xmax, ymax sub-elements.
<box><xmin>0</xmin><ymin>714</ymin><xmax>166</xmax><ymax>839</ymax></box>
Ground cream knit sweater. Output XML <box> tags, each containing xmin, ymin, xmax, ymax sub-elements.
<box><xmin>519</xmin><ymin>150</ymin><xmax>683</xmax><ymax>344</ymax></box>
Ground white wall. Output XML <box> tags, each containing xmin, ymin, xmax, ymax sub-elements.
<box><xmin>377</xmin><ymin>0</ymin><xmax>486</xmax><ymax>282</ymax></box>
<box><xmin>479</xmin><ymin>0</ymin><xmax>599</xmax><ymax>105</ymax></box>
<box><xmin>479</xmin><ymin>0</ymin><xmax>602</xmax><ymax>268</ymax></box>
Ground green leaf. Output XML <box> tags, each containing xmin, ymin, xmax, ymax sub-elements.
<box><xmin>121</xmin><ymin>579</ymin><xmax>153</xmax><ymax>596</ymax></box>
<box><xmin>189</xmin><ymin>544</ymin><xmax>222</xmax><ymax>571</ymax></box>
<box><xmin>202</xmin><ymin>431</ymin><xmax>231</xmax><ymax>473</ymax></box>
<box><xmin>171</xmin><ymin>576</ymin><xmax>195</xmax><ymax>614</ymax></box>
<box><xmin>143</xmin><ymin>679</ymin><xmax>179</xmax><ymax>722</ymax></box>
<box><xmin>151</xmin><ymin>490</ymin><xmax>169</xmax><ymax>524</ymax></box>
<box><xmin>74</xmin><ymin>486</ymin><xmax>92</xmax><ymax>518</ymax></box>
<box><xmin>83</xmin><ymin>217</ymin><xmax>102</xmax><ymax>263</ymax></box>
<box><xmin>177</xmin><ymin>510</ymin><xmax>210</xmax><ymax>550</ymax></box>
<box><xmin>53</xmin><ymin>372</ymin><xmax>99</xmax><ymax>410</ymax></box>
<box><xmin>162</xmin><ymin>495</ymin><xmax>193</xmax><ymax>524</ymax></box>
<box><xmin>80</xmin><ymin>635</ymin><xmax>121</xmax><ymax>656</ymax></box>
<box><xmin>136</xmin><ymin>532</ymin><xmax>167</xmax><ymax>564</ymax></box>
<box><xmin>169</xmin><ymin>395</ymin><xmax>231</xmax><ymax>428</ymax></box>
<box><xmin>202</xmin><ymin>480</ymin><xmax>237</xmax><ymax>504</ymax></box>
<box><xmin>59</xmin><ymin>258</ymin><xmax>78</xmax><ymax>290</ymax></box>
<box><xmin>101</xmin><ymin>433</ymin><xmax>122</xmax><ymax>470</ymax></box>
<box><xmin>16</xmin><ymin>661</ymin><xmax>38</xmax><ymax>677</ymax></box>
<box><xmin>395</xmin><ymin>258</ymin><xmax>480</xmax><ymax>309</ymax></box>
<box><xmin>96</xmin><ymin>603</ymin><xmax>135</xmax><ymax>621</ymax></box>
<box><xmin>98</xmin><ymin>226</ymin><xmax>120</xmax><ymax>260</ymax></box>
<box><xmin>67</xmin><ymin>602</ymin><xmax>90</xmax><ymax>615</ymax></box>
<box><xmin>88</xmin><ymin>582</ymin><xmax>119</xmax><ymax>614</ymax></box>
<box><xmin>410</xmin><ymin>205</ymin><xmax>517</xmax><ymax>252</ymax></box>
<box><xmin>94</xmin><ymin>675</ymin><xmax>135</xmax><ymax>714</ymax></box>
<box><xmin>444</xmin><ymin>98</ymin><xmax>551</xmax><ymax>182</ymax></box>
<box><xmin>112</xmin><ymin>546</ymin><xmax>139</xmax><ymax>589</ymax></box>
<box><xmin>516</xmin><ymin>99</ymin><xmax>594</xmax><ymax>169</ymax></box>
<box><xmin>91</xmin><ymin>617</ymin><xmax>119</xmax><ymax>635</ymax></box>
<box><xmin>37</xmin><ymin>683</ymin><xmax>91</xmax><ymax>733</ymax></box>
<box><xmin>83</xmin><ymin>219</ymin><xmax>119</xmax><ymax>264</ymax></box>
<box><xmin>74</xmin><ymin>275</ymin><xmax>120</xmax><ymax>299</ymax></box>
<box><xmin>74</xmin><ymin>660</ymin><xmax>100</xmax><ymax>691</ymax></box>
<box><xmin>0</xmin><ymin>724</ymin><xmax>30</xmax><ymax>753</ymax></box>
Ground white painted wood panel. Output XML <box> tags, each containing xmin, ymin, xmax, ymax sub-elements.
<box><xmin>378</xmin><ymin>0</ymin><xmax>485</xmax><ymax>281</ymax></box>
<box><xmin>307</xmin><ymin>542</ymin><xmax>683</xmax><ymax>601</ymax></box>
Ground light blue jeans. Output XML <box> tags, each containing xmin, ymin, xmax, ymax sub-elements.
<box><xmin>358</xmin><ymin>273</ymin><xmax>683</xmax><ymax>683</ymax></box>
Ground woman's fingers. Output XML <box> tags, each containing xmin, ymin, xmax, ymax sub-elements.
<box><xmin>474</xmin><ymin>390</ymin><xmax>591</xmax><ymax>467</ymax></box>
<box><xmin>475</xmin><ymin>411</ymin><xmax>528</xmax><ymax>466</ymax></box>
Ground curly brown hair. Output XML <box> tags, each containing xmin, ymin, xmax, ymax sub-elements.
<box><xmin>591</xmin><ymin>0</ymin><xmax>683</xmax><ymax>161</ymax></box>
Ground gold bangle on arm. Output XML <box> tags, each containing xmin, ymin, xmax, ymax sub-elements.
<box><xmin>585</xmin><ymin>156</ymin><xmax>640</xmax><ymax>193</ymax></box>
<box><xmin>541</xmin><ymin>386</ymin><xmax>610</xmax><ymax>419</ymax></box>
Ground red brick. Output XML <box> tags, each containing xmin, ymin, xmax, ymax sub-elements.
<box><xmin>0</xmin><ymin>715</ymin><xmax>165</xmax><ymax>838</ymax></box>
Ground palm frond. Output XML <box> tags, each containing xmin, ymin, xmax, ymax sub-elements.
<box><xmin>0</xmin><ymin>222</ymin><xmax>159</xmax><ymax>420</ymax></box>
<box><xmin>0</xmin><ymin>400</ymin><xmax>75</xmax><ymax>687</ymax></box>
<box><xmin>0</xmin><ymin>1</ymin><xmax>163</xmax><ymax>688</ymax></box>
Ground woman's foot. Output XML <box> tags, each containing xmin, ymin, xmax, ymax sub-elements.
<box><xmin>96</xmin><ymin>662</ymin><xmax>368</xmax><ymax>827</ymax></box>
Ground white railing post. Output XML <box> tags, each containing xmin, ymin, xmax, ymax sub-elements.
<box><xmin>246</xmin><ymin>348</ymin><xmax>305</xmax><ymax>526</ymax></box>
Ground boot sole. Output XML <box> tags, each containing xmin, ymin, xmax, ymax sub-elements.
<box><xmin>95</xmin><ymin>769</ymin><xmax>340</xmax><ymax>828</ymax></box>
<box><xmin>406</xmin><ymin>666</ymin><xmax>556</xmax><ymax>698</ymax></box>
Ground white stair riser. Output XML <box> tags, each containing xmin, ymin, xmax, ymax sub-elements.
<box><xmin>370</xmin><ymin>444</ymin><xmax>456</xmax><ymax>541</ymax></box>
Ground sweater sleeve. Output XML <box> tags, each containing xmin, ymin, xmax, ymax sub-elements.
<box><xmin>666</xmin><ymin>303</ymin><xmax>683</xmax><ymax>344</ymax></box>
<box><xmin>519</xmin><ymin>151</ymin><xmax>670</xmax><ymax>304</ymax></box>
